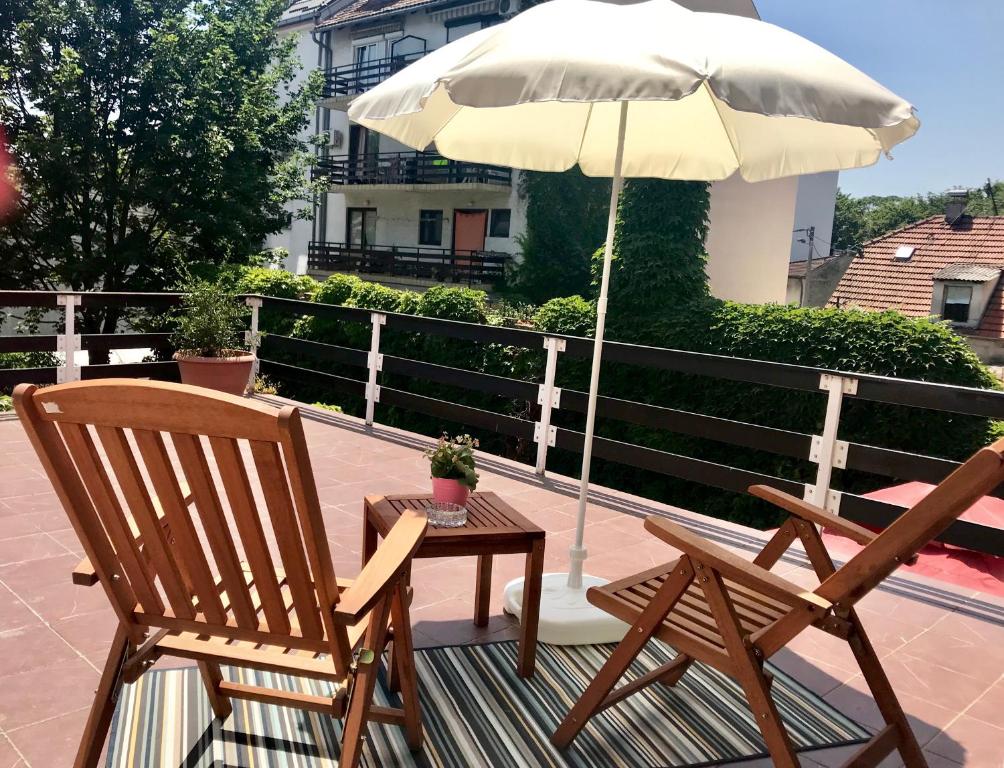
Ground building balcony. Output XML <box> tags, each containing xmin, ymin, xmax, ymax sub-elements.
<box><xmin>312</xmin><ymin>151</ymin><xmax>512</xmax><ymax>191</ymax></box>
<box><xmin>306</xmin><ymin>241</ymin><xmax>511</xmax><ymax>286</ymax></box>
<box><xmin>320</xmin><ymin>51</ymin><xmax>430</xmax><ymax>110</ymax></box>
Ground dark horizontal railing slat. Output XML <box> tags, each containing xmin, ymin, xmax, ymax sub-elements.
<box><xmin>79</xmin><ymin>361</ymin><xmax>179</xmax><ymax>381</ymax></box>
<box><xmin>554</xmin><ymin>427</ymin><xmax>806</xmax><ymax>497</ymax></box>
<box><xmin>307</xmin><ymin>241</ymin><xmax>511</xmax><ymax>285</ymax></box>
<box><xmin>839</xmin><ymin>493</ymin><xmax>1004</xmax><ymax>556</ymax></box>
<box><xmin>0</xmin><ymin>335</ymin><xmax>59</xmax><ymax>353</ymax></box>
<box><xmin>559</xmin><ymin>388</ymin><xmax>813</xmax><ymax>459</ymax></box>
<box><xmin>379</xmin><ymin>387</ymin><xmax>536</xmax><ymax>441</ymax></box>
<box><xmin>258</xmin><ymin>359</ymin><xmax>367</xmax><ymax>397</ymax></box>
<box><xmin>0</xmin><ymin>367</ymin><xmax>58</xmax><ymax>388</ymax></box>
<box><xmin>261</xmin><ymin>334</ymin><xmax>369</xmax><ymax>368</ymax></box>
<box><xmin>382</xmin><ymin>354</ymin><xmax>539</xmax><ymax>401</ymax></box>
<box><xmin>81</xmin><ymin>333</ymin><xmax>173</xmax><ymax>350</ymax></box>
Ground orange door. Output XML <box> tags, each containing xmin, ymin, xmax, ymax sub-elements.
<box><xmin>453</xmin><ymin>210</ymin><xmax>487</xmax><ymax>266</ymax></box>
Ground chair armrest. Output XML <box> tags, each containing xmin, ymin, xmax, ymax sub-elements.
<box><xmin>333</xmin><ymin>509</ymin><xmax>428</xmax><ymax>626</ymax></box>
<box><xmin>749</xmin><ymin>485</ymin><xmax>877</xmax><ymax>546</ymax></box>
<box><xmin>644</xmin><ymin>516</ymin><xmax>832</xmax><ymax>614</ymax></box>
<box><xmin>72</xmin><ymin>557</ymin><xmax>100</xmax><ymax>586</ymax></box>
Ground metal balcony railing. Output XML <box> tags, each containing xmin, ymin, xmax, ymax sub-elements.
<box><xmin>307</xmin><ymin>242</ymin><xmax>511</xmax><ymax>285</ymax></box>
<box><xmin>322</xmin><ymin>51</ymin><xmax>430</xmax><ymax>100</ymax></box>
<box><xmin>312</xmin><ymin>151</ymin><xmax>511</xmax><ymax>187</ymax></box>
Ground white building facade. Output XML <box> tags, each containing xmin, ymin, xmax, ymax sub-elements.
<box><xmin>270</xmin><ymin>0</ymin><xmax>838</xmax><ymax>302</ymax></box>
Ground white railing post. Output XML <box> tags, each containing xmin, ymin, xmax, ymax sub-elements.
<box><xmin>56</xmin><ymin>293</ymin><xmax>81</xmax><ymax>383</ymax></box>
<box><xmin>366</xmin><ymin>312</ymin><xmax>386</xmax><ymax>425</ymax></box>
<box><xmin>534</xmin><ymin>336</ymin><xmax>565</xmax><ymax>475</ymax></box>
<box><xmin>244</xmin><ymin>297</ymin><xmax>262</xmax><ymax>395</ymax></box>
<box><xmin>805</xmin><ymin>373</ymin><xmax>857</xmax><ymax>513</ymax></box>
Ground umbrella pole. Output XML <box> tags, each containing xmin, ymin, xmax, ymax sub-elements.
<box><xmin>567</xmin><ymin>100</ymin><xmax>628</xmax><ymax>590</ymax></box>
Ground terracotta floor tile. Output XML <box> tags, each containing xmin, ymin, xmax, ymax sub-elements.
<box><xmin>6</xmin><ymin>707</ymin><xmax>91</xmax><ymax>768</ymax></box>
<box><xmin>50</xmin><ymin>611</ymin><xmax>117</xmax><ymax>667</ymax></box>
<box><xmin>0</xmin><ymin>734</ymin><xmax>26</xmax><ymax>768</ymax></box>
<box><xmin>0</xmin><ymin>657</ymin><xmax>97</xmax><ymax>731</ymax></box>
<box><xmin>926</xmin><ymin>715</ymin><xmax>1004</xmax><ymax>767</ymax></box>
<box><xmin>0</xmin><ymin>626</ymin><xmax>79</xmax><ymax>678</ymax></box>
<box><xmin>0</xmin><ymin>534</ymin><xmax>68</xmax><ymax>568</ymax></box>
<box><xmin>964</xmin><ymin>675</ymin><xmax>1004</xmax><ymax>727</ymax></box>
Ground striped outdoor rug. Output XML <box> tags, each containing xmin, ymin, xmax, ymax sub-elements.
<box><xmin>106</xmin><ymin>640</ymin><xmax>867</xmax><ymax>767</ymax></box>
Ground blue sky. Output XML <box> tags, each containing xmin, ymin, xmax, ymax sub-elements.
<box><xmin>755</xmin><ymin>0</ymin><xmax>1004</xmax><ymax>199</ymax></box>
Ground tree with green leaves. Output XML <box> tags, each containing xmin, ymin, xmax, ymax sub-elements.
<box><xmin>0</xmin><ymin>0</ymin><xmax>320</xmax><ymax>340</ymax></box>
<box><xmin>832</xmin><ymin>180</ymin><xmax>1002</xmax><ymax>252</ymax></box>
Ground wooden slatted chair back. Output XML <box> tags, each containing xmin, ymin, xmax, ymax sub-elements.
<box><xmin>14</xmin><ymin>379</ymin><xmax>352</xmax><ymax>673</ymax></box>
<box><xmin>817</xmin><ymin>437</ymin><xmax>1004</xmax><ymax>605</ymax></box>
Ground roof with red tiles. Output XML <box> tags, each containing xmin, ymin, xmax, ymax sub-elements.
<box><xmin>788</xmin><ymin>253</ymin><xmax>840</xmax><ymax>278</ymax></box>
<box><xmin>828</xmin><ymin>215</ymin><xmax>1004</xmax><ymax>337</ymax></box>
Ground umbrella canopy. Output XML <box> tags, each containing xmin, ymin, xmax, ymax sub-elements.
<box><xmin>348</xmin><ymin>0</ymin><xmax>918</xmax><ymax>180</ymax></box>
<box><xmin>348</xmin><ymin>0</ymin><xmax>919</xmax><ymax>642</ymax></box>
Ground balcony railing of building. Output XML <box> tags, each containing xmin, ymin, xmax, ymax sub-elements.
<box><xmin>3</xmin><ymin>289</ymin><xmax>1004</xmax><ymax>560</ymax></box>
<box><xmin>312</xmin><ymin>151</ymin><xmax>511</xmax><ymax>187</ymax></box>
<box><xmin>322</xmin><ymin>51</ymin><xmax>430</xmax><ymax>100</ymax></box>
<box><xmin>307</xmin><ymin>242</ymin><xmax>511</xmax><ymax>284</ymax></box>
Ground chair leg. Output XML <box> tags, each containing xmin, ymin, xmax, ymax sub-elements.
<box><xmin>390</xmin><ymin>580</ymin><xmax>423</xmax><ymax>751</ymax></box>
<box><xmin>551</xmin><ymin>559</ymin><xmax>695</xmax><ymax>749</ymax></box>
<box><xmin>74</xmin><ymin>625</ymin><xmax>131</xmax><ymax>768</ymax></box>
<box><xmin>845</xmin><ymin>620</ymin><xmax>927</xmax><ymax>768</ymax></box>
<box><xmin>701</xmin><ymin>567</ymin><xmax>800</xmax><ymax>768</ymax></box>
<box><xmin>198</xmin><ymin>661</ymin><xmax>232</xmax><ymax>720</ymax></box>
<box><xmin>340</xmin><ymin>595</ymin><xmax>393</xmax><ymax>768</ymax></box>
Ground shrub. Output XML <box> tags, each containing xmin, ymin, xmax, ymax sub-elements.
<box><xmin>315</xmin><ymin>273</ymin><xmax>362</xmax><ymax>306</ymax></box>
<box><xmin>396</xmin><ymin>290</ymin><xmax>421</xmax><ymax>315</ymax></box>
<box><xmin>533</xmin><ymin>296</ymin><xmax>595</xmax><ymax>337</ymax></box>
<box><xmin>235</xmin><ymin>267</ymin><xmax>316</xmax><ymax>301</ymax></box>
<box><xmin>418</xmin><ymin>285</ymin><xmax>488</xmax><ymax>323</ymax></box>
<box><xmin>345</xmin><ymin>281</ymin><xmax>404</xmax><ymax>312</ymax></box>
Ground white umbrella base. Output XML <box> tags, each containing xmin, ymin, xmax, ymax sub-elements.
<box><xmin>502</xmin><ymin>572</ymin><xmax>630</xmax><ymax>645</ymax></box>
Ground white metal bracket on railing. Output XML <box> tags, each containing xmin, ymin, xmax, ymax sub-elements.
<box><xmin>365</xmin><ymin>312</ymin><xmax>387</xmax><ymax>426</ymax></box>
<box><xmin>56</xmin><ymin>294</ymin><xmax>82</xmax><ymax>383</ymax></box>
<box><xmin>534</xmin><ymin>336</ymin><xmax>566</xmax><ymax>474</ymax></box>
<box><xmin>245</xmin><ymin>297</ymin><xmax>263</xmax><ymax>394</ymax></box>
<box><xmin>806</xmin><ymin>373</ymin><xmax>858</xmax><ymax>513</ymax></box>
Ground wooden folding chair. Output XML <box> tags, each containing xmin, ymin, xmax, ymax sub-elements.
<box><xmin>14</xmin><ymin>379</ymin><xmax>428</xmax><ymax>768</ymax></box>
<box><xmin>553</xmin><ymin>438</ymin><xmax>1004</xmax><ymax>768</ymax></box>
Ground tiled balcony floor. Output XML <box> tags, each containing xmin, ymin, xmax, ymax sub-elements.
<box><xmin>1</xmin><ymin>398</ymin><xmax>1003</xmax><ymax>767</ymax></box>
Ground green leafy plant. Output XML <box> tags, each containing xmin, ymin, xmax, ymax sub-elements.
<box><xmin>424</xmin><ymin>434</ymin><xmax>480</xmax><ymax>489</ymax></box>
<box><xmin>173</xmin><ymin>280</ymin><xmax>249</xmax><ymax>358</ymax></box>
<box><xmin>0</xmin><ymin>394</ymin><xmax>12</xmax><ymax>413</ymax></box>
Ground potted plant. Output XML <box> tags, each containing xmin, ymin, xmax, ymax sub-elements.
<box><xmin>425</xmin><ymin>434</ymin><xmax>479</xmax><ymax>506</ymax></box>
<box><xmin>172</xmin><ymin>280</ymin><xmax>255</xmax><ymax>396</ymax></box>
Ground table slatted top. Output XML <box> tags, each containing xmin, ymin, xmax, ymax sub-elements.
<box><xmin>365</xmin><ymin>491</ymin><xmax>544</xmax><ymax>543</ymax></box>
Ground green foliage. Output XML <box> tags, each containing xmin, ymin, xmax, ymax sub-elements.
<box><xmin>0</xmin><ymin>394</ymin><xmax>10</xmax><ymax>413</ymax></box>
<box><xmin>345</xmin><ymin>280</ymin><xmax>405</xmax><ymax>312</ymax></box>
<box><xmin>601</xmin><ymin>179</ymin><xmax>711</xmax><ymax>344</ymax></box>
<box><xmin>0</xmin><ymin>351</ymin><xmax>60</xmax><ymax>370</ymax></box>
<box><xmin>532</xmin><ymin>296</ymin><xmax>595</xmax><ymax>336</ymax></box>
<box><xmin>515</xmin><ymin>168</ymin><xmax>611</xmax><ymax>304</ymax></box>
<box><xmin>424</xmin><ymin>434</ymin><xmax>480</xmax><ymax>489</ymax></box>
<box><xmin>396</xmin><ymin>291</ymin><xmax>422</xmax><ymax>315</ymax></box>
<box><xmin>0</xmin><ymin>0</ymin><xmax>320</xmax><ymax>339</ymax></box>
<box><xmin>417</xmin><ymin>285</ymin><xmax>488</xmax><ymax>323</ymax></box>
<box><xmin>315</xmin><ymin>274</ymin><xmax>362</xmax><ymax>306</ymax></box>
<box><xmin>832</xmin><ymin>180</ymin><xmax>1002</xmax><ymax>253</ymax></box>
<box><xmin>173</xmin><ymin>280</ymin><xmax>248</xmax><ymax>357</ymax></box>
<box><xmin>312</xmin><ymin>402</ymin><xmax>343</xmax><ymax>413</ymax></box>
<box><xmin>234</xmin><ymin>267</ymin><xmax>316</xmax><ymax>301</ymax></box>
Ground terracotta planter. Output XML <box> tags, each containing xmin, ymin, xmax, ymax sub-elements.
<box><xmin>431</xmin><ymin>477</ymin><xmax>471</xmax><ymax>506</ymax></box>
<box><xmin>173</xmin><ymin>351</ymin><xmax>255</xmax><ymax>396</ymax></box>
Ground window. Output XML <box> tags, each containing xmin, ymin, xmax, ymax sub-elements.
<box><xmin>419</xmin><ymin>210</ymin><xmax>443</xmax><ymax>246</ymax></box>
<box><xmin>489</xmin><ymin>208</ymin><xmax>511</xmax><ymax>238</ymax></box>
<box><xmin>943</xmin><ymin>284</ymin><xmax>972</xmax><ymax>323</ymax></box>
<box><xmin>347</xmin><ymin>208</ymin><xmax>377</xmax><ymax>247</ymax></box>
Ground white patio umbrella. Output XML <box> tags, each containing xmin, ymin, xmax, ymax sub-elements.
<box><xmin>348</xmin><ymin>0</ymin><xmax>918</xmax><ymax>643</ymax></box>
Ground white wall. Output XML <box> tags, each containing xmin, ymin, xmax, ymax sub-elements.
<box><xmin>789</xmin><ymin>171</ymin><xmax>838</xmax><ymax>263</ymax></box>
<box><xmin>265</xmin><ymin>23</ymin><xmax>321</xmax><ymax>272</ymax></box>
<box><xmin>705</xmin><ymin>174</ymin><xmax>799</xmax><ymax>304</ymax></box>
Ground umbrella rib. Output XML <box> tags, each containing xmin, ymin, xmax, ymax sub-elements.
<box><xmin>703</xmin><ymin>82</ymin><xmax>742</xmax><ymax>174</ymax></box>
<box><xmin>574</xmin><ymin>101</ymin><xmax>596</xmax><ymax>162</ymax></box>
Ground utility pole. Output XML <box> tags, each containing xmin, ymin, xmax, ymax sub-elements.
<box><xmin>794</xmin><ymin>225</ymin><xmax>815</xmax><ymax>307</ymax></box>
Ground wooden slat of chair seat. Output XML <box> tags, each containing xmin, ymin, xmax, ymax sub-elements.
<box><xmin>13</xmin><ymin>380</ymin><xmax>428</xmax><ymax>768</ymax></box>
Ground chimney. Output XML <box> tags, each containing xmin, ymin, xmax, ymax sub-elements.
<box><xmin>944</xmin><ymin>188</ymin><xmax>968</xmax><ymax>224</ymax></box>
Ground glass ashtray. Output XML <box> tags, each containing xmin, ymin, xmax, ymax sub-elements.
<box><xmin>425</xmin><ymin>502</ymin><xmax>468</xmax><ymax>528</ymax></box>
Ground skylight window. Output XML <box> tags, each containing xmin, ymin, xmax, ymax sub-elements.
<box><xmin>894</xmin><ymin>245</ymin><xmax>915</xmax><ymax>261</ymax></box>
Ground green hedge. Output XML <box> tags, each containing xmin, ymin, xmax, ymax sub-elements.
<box><xmin>236</xmin><ymin>269</ymin><xmax>1001</xmax><ymax>530</ymax></box>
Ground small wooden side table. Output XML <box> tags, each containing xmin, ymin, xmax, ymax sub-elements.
<box><xmin>362</xmin><ymin>491</ymin><xmax>545</xmax><ymax>677</ymax></box>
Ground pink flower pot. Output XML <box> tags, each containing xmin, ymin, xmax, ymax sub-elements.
<box><xmin>432</xmin><ymin>477</ymin><xmax>470</xmax><ymax>506</ymax></box>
